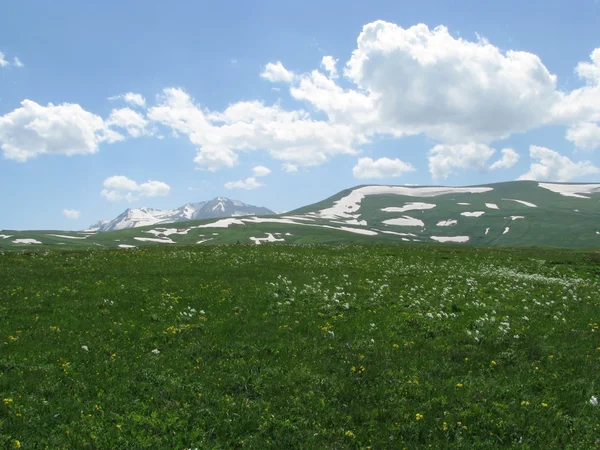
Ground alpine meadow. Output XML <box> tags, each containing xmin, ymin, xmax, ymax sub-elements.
<box><xmin>3</xmin><ymin>1</ymin><xmax>600</xmax><ymax>449</ymax></box>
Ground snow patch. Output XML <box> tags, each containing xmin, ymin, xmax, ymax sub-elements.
<box><xmin>503</xmin><ymin>227</ymin><xmax>510</xmax><ymax>235</ymax></box>
<box><xmin>249</xmin><ymin>233</ymin><xmax>285</xmax><ymax>245</ymax></box>
<box><xmin>503</xmin><ymin>198</ymin><xmax>537</xmax><ymax>208</ymax></box>
<box><xmin>285</xmin><ymin>232</ymin><xmax>292</xmax><ymax>236</ymax></box>
<box><xmin>381</xmin><ymin>202</ymin><xmax>436</xmax><ymax>213</ymax></box>
<box><xmin>508</xmin><ymin>216</ymin><xmax>525</xmax><ymax>221</ymax></box>
<box><xmin>382</xmin><ymin>216</ymin><xmax>425</xmax><ymax>227</ymax></box>
<box><xmin>196</xmin><ymin>238</ymin><xmax>214</xmax><ymax>244</ymax></box>
<box><xmin>377</xmin><ymin>230</ymin><xmax>417</xmax><ymax>237</ymax></box>
<box><xmin>192</xmin><ymin>218</ymin><xmax>245</xmax><ymax>228</ymax></box>
<box><xmin>13</xmin><ymin>239</ymin><xmax>42</xmax><ymax>244</ymax></box>
<box><xmin>461</xmin><ymin>211</ymin><xmax>485</xmax><ymax>217</ymax></box>
<box><xmin>46</xmin><ymin>234</ymin><xmax>88</xmax><ymax>240</ymax></box>
<box><xmin>0</xmin><ymin>234</ymin><xmax>13</xmax><ymax>239</ymax></box>
<box><xmin>316</xmin><ymin>185</ymin><xmax>493</xmax><ymax>219</ymax></box>
<box><xmin>538</xmin><ymin>183</ymin><xmax>600</xmax><ymax>199</ymax></box>
<box><xmin>486</xmin><ymin>203</ymin><xmax>499</xmax><ymax>210</ymax></box>
<box><xmin>457</xmin><ymin>202</ymin><xmax>470</xmax><ymax>206</ymax></box>
<box><xmin>281</xmin><ymin>216</ymin><xmax>315</xmax><ymax>222</ymax></box>
<box><xmin>118</xmin><ymin>244</ymin><xmax>137</xmax><ymax>249</ymax></box>
<box><xmin>144</xmin><ymin>228</ymin><xmax>190</xmax><ymax>237</ymax></box>
<box><xmin>431</xmin><ymin>236</ymin><xmax>470</xmax><ymax>243</ymax></box>
<box><xmin>338</xmin><ymin>227</ymin><xmax>377</xmax><ymax>236</ymax></box>
<box><xmin>485</xmin><ymin>228</ymin><xmax>490</xmax><ymax>235</ymax></box>
<box><xmin>437</xmin><ymin>219</ymin><xmax>458</xmax><ymax>227</ymax></box>
<box><xmin>133</xmin><ymin>237</ymin><xmax>175</xmax><ymax>244</ymax></box>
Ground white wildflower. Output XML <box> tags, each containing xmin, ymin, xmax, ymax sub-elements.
<box><xmin>591</xmin><ymin>395</ymin><xmax>598</xmax><ymax>407</ymax></box>
<box><xmin>151</xmin><ymin>349</ymin><xmax>160</xmax><ymax>355</ymax></box>
<box><xmin>81</xmin><ymin>345</ymin><xmax>89</xmax><ymax>351</ymax></box>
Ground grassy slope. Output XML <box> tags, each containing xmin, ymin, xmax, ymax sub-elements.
<box><xmin>1</xmin><ymin>181</ymin><xmax>599</xmax><ymax>250</ymax></box>
<box><xmin>1</xmin><ymin>245</ymin><xmax>599</xmax><ymax>448</ymax></box>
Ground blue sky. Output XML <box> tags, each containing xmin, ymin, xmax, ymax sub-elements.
<box><xmin>1</xmin><ymin>0</ymin><xmax>600</xmax><ymax>230</ymax></box>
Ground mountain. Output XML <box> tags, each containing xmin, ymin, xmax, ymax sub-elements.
<box><xmin>89</xmin><ymin>197</ymin><xmax>275</xmax><ymax>232</ymax></box>
<box><xmin>3</xmin><ymin>181</ymin><xmax>600</xmax><ymax>249</ymax></box>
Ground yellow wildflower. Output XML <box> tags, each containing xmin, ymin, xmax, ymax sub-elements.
<box><xmin>415</xmin><ymin>413</ymin><xmax>424</xmax><ymax>421</ymax></box>
<box><xmin>345</xmin><ymin>430</ymin><xmax>355</xmax><ymax>439</ymax></box>
<box><xmin>456</xmin><ymin>383</ymin><xmax>463</xmax><ymax>389</ymax></box>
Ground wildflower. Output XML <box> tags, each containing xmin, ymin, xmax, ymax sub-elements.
<box><xmin>456</xmin><ymin>383</ymin><xmax>463</xmax><ymax>389</ymax></box>
<box><xmin>116</xmin><ymin>424</ymin><xmax>122</xmax><ymax>430</ymax></box>
<box><xmin>442</xmin><ymin>422</ymin><xmax>448</xmax><ymax>431</ymax></box>
<box><xmin>415</xmin><ymin>413</ymin><xmax>424</xmax><ymax>421</ymax></box>
<box><xmin>14</xmin><ymin>440</ymin><xmax>21</xmax><ymax>449</ymax></box>
<box><xmin>541</xmin><ymin>403</ymin><xmax>549</xmax><ymax>408</ymax></box>
<box><xmin>81</xmin><ymin>345</ymin><xmax>88</xmax><ymax>351</ymax></box>
<box><xmin>344</xmin><ymin>430</ymin><xmax>355</xmax><ymax>439</ymax></box>
<box><xmin>521</xmin><ymin>400</ymin><xmax>530</xmax><ymax>406</ymax></box>
<box><xmin>590</xmin><ymin>396</ymin><xmax>598</xmax><ymax>407</ymax></box>
<box><xmin>491</xmin><ymin>360</ymin><xmax>497</xmax><ymax>366</ymax></box>
<box><xmin>393</xmin><ymin>344</ymin><xmax>399</xmax><ymax>350</ymax></box>
<box><xmin>3</xmin><ymin>398</ymin><xmax>13</xmax><ymax>405</ymax></box>
<box><xmin>151</xmin><ymin>348</ymin><xmax>160</xmax><ymax>354</ymax></box>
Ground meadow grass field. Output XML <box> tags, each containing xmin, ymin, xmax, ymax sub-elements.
<box><xmin>1</xmin><ymin>244</ymin><xmax>599</xmax><ymax>449</ymax></box>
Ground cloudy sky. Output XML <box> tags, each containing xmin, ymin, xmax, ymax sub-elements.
<box><xmin>1</xmin><ymin>0</ymin><xmax>600</xmax><ymax>230</ymax></box>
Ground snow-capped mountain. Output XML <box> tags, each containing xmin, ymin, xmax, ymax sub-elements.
<box><xmin>88</xmin><ymin>197</ymin><xmax>275</xmax><ymax>232</ymax></box>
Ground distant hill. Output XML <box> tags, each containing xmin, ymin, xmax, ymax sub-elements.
<box><xmin>87</xmin><ymin>197</ymin><xmax>275</xmax><ymax>231</ymax></box>
<box><xmin>2</xmin><ymin>181</ymin><xmax>600</xmax><ymax>249</ymax></box>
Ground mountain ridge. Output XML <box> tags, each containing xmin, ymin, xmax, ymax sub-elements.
<box><xmin>88</xmin><ymin>197</ymin><xmax>275</xmax><ymax>232</ymax></box>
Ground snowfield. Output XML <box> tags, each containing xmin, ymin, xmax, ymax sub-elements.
<box><xmin>383</xmin><ymin>216</ymin><xmax>425</xmax><ymax>227</ymax></box>
<box><xmin>315</xmin><ymin>185</ymin><xmax>493</xmax><ymax>219</ymax></box>
<box><xmin>145</xmin><ymin>228</ymin><xmax>190</xmax><ymax>237</ymax></box>
<box><xmin>133</xmin><ymin>237</ymin><xmax>175</xmax><ymax>244</ymax></box>
<box><xmin>249</xmin><ymin>233</ymin><xmax>285</xmax><ymax>245</ymax></box>
<box><xmin>46</xmin><ymin>234</ymin><xmax>89</xmax><ymax>240</ymax></box>
<box><xmin>538</xmin><ymin>183</ymin><xmax>600</xmax><ymax>199</ymax></box>
<box><xmin>486</xmin><ymin>203</ymin><xmax>499</xmax><ymax>210</ymax></box>
<box><xmin>381</xmin><ymin>202</ymin><xmax>436</xmax><ymax>213</ymax></box>
<box><xmin>437</xmin><ymin>219</ymin><xmax>458</xmax><ymax>227</ymax></box>
<box><xmin>461</xmin><ymin>211</ymin><xmax>485</xmax><ymax>217</ymax></box>
<box><xmin>13</xmin><ymin>239</ymin><xmax>42</xmax><ymax>244</ymax></box>
<box><xmin>431</xmin><ymin>236</ymin><xmax>470</xmax><ymax>243</ymax></box>
<box><xmin>504</xmin><ymin>199</ymin><xmax>537</xmax><ymax>208</ymax></box>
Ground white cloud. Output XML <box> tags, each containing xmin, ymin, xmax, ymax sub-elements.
<box><xmin>252</xmin><ymin>165</ymin><xmax>271</xmax><ymax>177</ymax></box>
<box><xmin>566</xmin><ymin>122</ymin><xmax>600</xmax><ymax>151</ymax></box>
<box><xmin>101</xmin><ymin>175</ymin><xmax>171</xmax><ymax>202</ymax></box>
<box><xmin>0</xmin><ymin>51</ymin><xmax>8</xmax><ymax>67</ymax></box>
<box><xmin>352</xmin><ymin>157</ymin><xmax>415</xmax><ymax>179</ymax></box>
<box><xmin>260</xmin><ymin>61</ymin><xmax>295</xmax><ymax>83</ymax></box>
<box><xmin>13</xmin><ymin>57</ymin><xmax>24</xmax><ymax>68</ymax></box>
<box><xmin>321</xmin><ymin>56</ymin><xmax>338</xmax><ymax>78</ymax></box>
<box><xmin>224</xmin><ymin>177</ymin><xmax>263</xmax><ymax>190</ymax></box>
<box><xmin>148</xmin><ymin>88</ymin><xmax>359</xmax><ymax>171</ymax></box>
<box><xmin>282</xmin><ymin>163</ymin><xmax>298</xmax><ymax>172</ymax></box>
<box><xmin>63</xmin><ymin>209</ymin><xmax>80</xmax><ymax>220</ymax></box>
<box><xmin>109</xmin><ymin>92</ymin><xmax>146</xmax><ymax>108</ymax></box>
<box><xmin>490</xmin><ymin>148</ymin><xmax>519</xmax><ymax>170</ymax></box>
<box><xmin>428</xmin><ymin>143</ymin><xmax>496</xmax><ymax>180</ymax></box>
<box><xmin>519</xmin><ymin>145</ymin><xmax>600</xmax><ymax>181</ymax></box>
<box><xmin>107</xmin><ymin>108</ymin><xmax>150</xmax><ymax>137</ymax></box>
<box><xmin>0</xmin><ymin>100</ymin><xmax>123</xmax><ymax>162</ymax></box>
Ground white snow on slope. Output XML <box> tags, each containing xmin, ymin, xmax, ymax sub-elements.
<box><xmin>249</xmin><ymin>233</ymin><xmax>285</xmax><ymax>245</ymax></box>
<box><xmin>437</xmin><ymin>219</ymin><xmax>457</xmax><ymax>227</ymax></box>
<box><xmin>485</xmin><ymin>228</ymin><xmax>490</xmax><ymax>235</ymax></box>
<box><xmin>13</xmin><ymin>239</ymin><xmax>42</xmax><ymax>244</ymax></box>
<box><xmin>457</xmin><ymin>203</ymin><xmax>471</xmax><ymax>206</ymax></box>
<box><xmin>282</xmin><ymin>216</ymin><xmax>315</xmax><ymax>222</ymax></box>
<box><xmin>196</xmin><ymin>238</ymin><xmax>214</xmax><ymax>244</ymax></box>
<box><xmin>118</xmin><ymin>244</ymin><xmax>137</xmax><ymax>249</ymax></box>
<box><xmin>344</xmin><ymin>219</ymin><xmax>368</xmax><ymax>226</ymax></box>
<box><xmin>508</xmin><ymin>216</ymin><xmax>525</xmax><ymax>221</ymax></box>
<box><xmin>503</xmin><ymin>199</ymin><xmax>537</xmax><ymax>207</ymax></box>
<box><xmin>538</xmin><ymin>183</ymin><xmax>600</xmax><ymax>199</ymax></box>
<box><xmin>486</xmin><ymin>203</ymin><xmax>499</xmax><ymax>209</ymax></box>
<box><xmin>145</xmin><ymin>228</ymin><xmax>190</xmax><ymax>237</ymax></box>
<box><xmin>134</xmin><ymin>237</ymin><xmax>175</xmax><ymax>244</ymax></box>
<box><xmin>315</xmin><ymin>186</ymin><xmax>493</xmax><ymax>219</ymax></box>
<box><xmin>431</xmin><ymin>236</ymin><xmax>470</xmax><ymax>243</ymax></box>
<box><xmin>376</xmin><ymin>230</ymin><xmax>417</xmax><ymax>237</ymax></box>
<box><xmin>461</xmin><ymin>211</ymin><xmax>485</xmax><ymax>217</ymax></box>
<box><xmin>46</xmin><ymin>234</ymin><xmax>88</xmax><ymax>240</ymax></box>
<box><xmin>338</xmin><ymin>227</ymin><xmax>378</xmax><ymax>236</ymax></box>
<box><xmin>381</xmin><ymin>202</ymin><xmax>436</xmax><ymax>213</ymax></box>
<box><xmin>503</xmin><ymin>227</ymin><xmax>510</xmax><ymax>234</ymax></box>
<box><xmin>192</xmin><ymin>218</ymin><xmax>246</xmax><ymax>228</ymax></box>
<box><xmin>383</xmin><ymin>216</ymin><xmax>425</xmax><ymax>227</ymax></box>
<box><xmin>0</xmin><ymin>234</ymin><xmax>12</xmax><ymax>239</ymax></box>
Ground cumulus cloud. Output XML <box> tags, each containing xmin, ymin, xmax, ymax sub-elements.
<box><xmin>0</xmin><ymin>100</ymin><xmax>123</xmax><ymax>162</ymax></box>
<box><xmin>353</xmin><ymin>157</ymin><xmax>415</xmax><ymax>179</ymax></box>
<box><xmin>428</xmin><ymin>143</ymin><xmax>496</xmax><ymax>180</ymax></box>
<box><xmin>13</xmin><ymin>57</ymin><xmax>24</xmax><ymax>68</ymax></box>
<box><xmin>107</xmin><ymin>108</ymin><xmax>150</xmax><ymax>137</ymax></box>
<box><xmin>282</xmin><ymin>163</ymin><xmax>298</xmax><ymax>173</ymax></box>
<box><xmin>224</xmin><ymin>177</ymin><xmax>263</xmax><ymax>190</ymax></box>
<box><xmin>260</xmin><ymin>61</ymin><xmax>295</xmax><ymax>83</ymax></box>
<box><xmin>321</xmin><ymin>56</ymin><xmax>338</xmax><ymax>78</ymax></box>
<box><xmin>63</xmin><ymin>209</ymin><xmax>80</xmax><ymax>220</ymax></box>
<box><xmin>148</xmin><ymin>88</ymin><xmax>359</xmax><ymax>171</ymax></box>
<box><xmin>0</xmin><ymin>51</ymin><xmax>7</xmax><ymax>67</ymax></box>
<box><xmin>566</xmin><ymin>122</ymin><xmax>600</xmax><ymax>151</ymax></box>
<box><xmin>252</xmin><ymin>165</ymin><xmax>271</xmax><ymax>177</ymax></box>
<box><xmin>490</xmin><ymin>148</ymin><xmax>520</xmax><ymax>170</ymax></box>
<box><xmin>109</xmin><ymin>92</ymin><xmax>146</xmax><ymax>108</ymax></box>
<box><xmin>519</xmin><ymin>145</ymin><xmax>600</xmax><ymax>181</ymax></box>
<box><xmin>101</xmin><ymin>175</ymin><xmax>171</xmax><ymax>202</ymax></box>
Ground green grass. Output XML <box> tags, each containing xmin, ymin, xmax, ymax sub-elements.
<box><xmin>1</xmin><ymin>244</ymin><xmax>600</xmax><ymax>448</ymax></box>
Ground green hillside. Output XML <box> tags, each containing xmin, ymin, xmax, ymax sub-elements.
<box><xmin>1</xmin><ymin>181</ymin><xmax>599</xmax><ymax>250</ymax></box>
